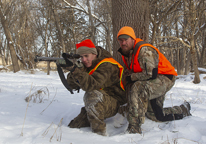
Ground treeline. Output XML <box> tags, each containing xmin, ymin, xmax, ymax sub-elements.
<box><xmin>0</xmin><ymin>0</ymin><xmax>205</xmax><ymax>76</ymax></box>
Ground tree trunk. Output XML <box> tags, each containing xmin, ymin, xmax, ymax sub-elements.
<box><xmin>112</xmin><ymin>0</ymin><xmax>149</xmax><ymax>65</ymax></box>
<box><xmin>191</xmin><ymin>39</ymin><xmax>200</xmax><ymax>83</ymax></box>
<box><xmin>87</xmin><ymin>0</ymin><xmax>95</xmax><ymax>44</ymax></box>
<box><xmin>189</xmin><ymin>0</ymin><xmax>200</xmax><ymax>83</ymax></box>
<box><xmin>176</xmin><ymin>47</ymin><xmax>180</xmax><ymax>75</ymax></box>
<box><xmin>0</xmin><ymin>39</ymin><xmax>6</xmax><ymax>66</ymax></box>
<box><xmin>45</xmin><ymin>16</ymin><xmax>50</xmax><ymax>75</ymax></box>
<box><xmin>184</xmin><ymin>51</ymin><xmax>191</xmax><ymax>75</ymax></box>
<box><xmin>199</xmin><ymin>33</ymin><xmax>206</xmax><ymax>66</ymax></box>
<box><xmin>106</xmin><ymin>28</ymin><xmax>112</xmax><ymax>54</ymax></box>
<box><xmin>0</xmin><ymin>3</ymin><xmax>20</xmax><ymax>72</ymax></box>
<box><xmin>49</xmin><ymin>0</ymin><xmax>65</xmax><ymax>55</ymax></box>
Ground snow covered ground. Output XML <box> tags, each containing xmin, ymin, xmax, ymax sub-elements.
<box><xmin>0</xmin><ymin>68</ymin><xmax>206</xmax><ymax>144</ymax></box>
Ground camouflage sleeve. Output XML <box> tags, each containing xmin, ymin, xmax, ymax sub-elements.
<box><xmin>130</xmin><ymin>46</ymin><xmax>159</xmax><ymax>81</ymax></box>
<box><xmin>67</xmin><ymin>72</ymin><xmax>81</xmax><ymax>90</ymax></box>
<box><xmin>70</xmin><ymin>62</ymin><xmax>115</xmax><ymax>92</ymax></box>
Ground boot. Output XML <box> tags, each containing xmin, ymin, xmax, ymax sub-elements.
<box><xmin>180</xmin><ymin>101</ymin><xmax>192</xmax><ymax>117</ymax></box>
<box><xmin>68</xmin><ymin>107</ymin><xmax>90</xmax><ymax>128</ymax></box>
<box><xmin>93</xmin><ymin>128</ymin><xmax>107</xmax><ymax>136</ymax></box>
<box><xmin>127</xmin><ymin>124</ymin><xmax>142</xmax><ymax>134</ymax></box>
<box><xmin>118</xmin><ymin>104</ymin><xmax>128</xmax><ymax>117</ymax></box>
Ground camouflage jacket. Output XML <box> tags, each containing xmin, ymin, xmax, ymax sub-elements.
<box><xmin>67</xmin><ymin>46</ymin><xmax>127</xmax><ymax>105</ymax></box>
<box><xmin>118</xmin><ymin>46</ymin><xmax>159</xmax><ymax>81</ymax></box>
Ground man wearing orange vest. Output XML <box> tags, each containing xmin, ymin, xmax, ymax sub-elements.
<box><xmin>117</xmin><ymin>26</ymin><xmax>191</xmax><ymax>134</ymax></box>
<box><xmin>66</xmin><ymin>39</ymin><xmax>127</xmax><ymax>136</ymax></box>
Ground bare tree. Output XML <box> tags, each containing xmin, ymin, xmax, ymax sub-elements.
<box><xmin>150</xmin><ymin>0</ymin><xmax>206</xmax><ymax>83</ymax></box>
<box><xmin>46</xmin><ymin>0</ymin><xmax>66</xmax><ymax>56</ymax></box>
<box><xmin>1</xmin><ymin>0</ymin><xmax>205</xmax><ymax>79</ymax></box>
<box><xmin>199</xmin><ymin>33</ymin><xmax>206</xmax><ymax>66</ymax></box>
<box><xmin>112</xmin><ymin>0</ymin><xmax>149</xmax><ymax>65</ymax></box>
<box><xmin>92</xmin><ymin>0</ymin><xmax>113</xmax><ymax>53</ymax></box>
<box><xmin>0</xmin><ymin>0</ymin><xmax>20</xmax><ymax>72</ymax></box>
<box><xmin>62</xmin><ymin>0</ymin><xmax>113</xmax><ymax>52</ymax></box>
<box><xmin>149</xmin><ymin>0</ymin><xmax>181</xmax><ymax>45</ymax></box>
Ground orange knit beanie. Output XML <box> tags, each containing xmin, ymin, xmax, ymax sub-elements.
<box><xmin>117</xmin><ymin>26</ymin><xmax>136</xmax><ymax>40</ymax></box>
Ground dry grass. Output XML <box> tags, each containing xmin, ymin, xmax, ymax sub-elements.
<box><xmin>40</xmin><ymin>89</ymin><xmax>57</xmax><ymax>115</ymax></box>
<box><xmin>25</xmin><ymin>86</ymin><xmax>50</xmax><ymax>103</ymax></box>
<box><xmin>21</xmin><ymin>83</ymin><xmax>33</xmax><ymax>136</ymax></box>
<box><xmin>42</xmin><ymin>118</ymin><xmax>63</xmax><ymax>142</ymax></box>
<box><xmin>160</xmin><ymin>136</ymin><xmax>200</xmax><ymax>144</ymax></box>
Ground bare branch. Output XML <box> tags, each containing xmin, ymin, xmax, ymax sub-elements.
<box><xmin>157</xmin><ymin>36</ymin><xmax>191</xmax><ymax>48</ymax></box>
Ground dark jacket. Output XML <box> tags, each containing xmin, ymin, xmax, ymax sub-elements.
<box><xmin>67</xmin><ymin>46</ymin><xmax>127</xmax><ymax>105</ymax></box>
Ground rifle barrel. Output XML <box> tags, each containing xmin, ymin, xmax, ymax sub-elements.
<box><xmin>34</xmin><ymin>56</ymin><xmax>64</xmax><ymax>62</ymax></box>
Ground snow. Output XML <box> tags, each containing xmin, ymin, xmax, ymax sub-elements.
<box><xmin>0</xmin><ymin>69</ymin><xmax>206</xmax><ymax>144</ymax></box>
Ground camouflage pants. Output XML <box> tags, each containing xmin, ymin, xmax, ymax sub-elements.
<box><xmin>69</xmin><ymin>90</ymin><xmax>119</xmax><ymax>136</ymax></box>
<box><xmin>127</xmin><ymin>75</ymin><xmax>183</xmax><ymax>127</ymax></box>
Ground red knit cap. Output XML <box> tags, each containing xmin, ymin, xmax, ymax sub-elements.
<box><xmin>117</xmin><ymin>26</ymin><xmax>136</xmax><ymax>40</ymax></box>
<box><xmin>76</xmin><ymin>39</ymin><xmax>97</xmax><ymax>55</ymax></box>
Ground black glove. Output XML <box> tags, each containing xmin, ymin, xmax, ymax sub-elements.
<box><xmin>126</xmin><ymin>75</ymin><xmax>133</xmax><ymax>84</ymax></box>
<box><xmin>70</xmin><ymin>65</ymin><xmax>77</xmax><ymax>73</ymax></box>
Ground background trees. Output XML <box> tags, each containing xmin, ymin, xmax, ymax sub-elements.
<box><xmin>0</xmin><ymin>0</ymin><xmax>205</xmax><ymax>83</ymax></box>
<box><xmin>112</xmin><ymin>0</ymin><xmax>149</xmax><ymax>65</ymax></box>
<box><xmin>0</xmin><ymin>0</ymin><xmax>21</xmax><ymax>72</ymax></box>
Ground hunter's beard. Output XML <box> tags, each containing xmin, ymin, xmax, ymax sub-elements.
<box><xmin>121</xmin><ymin>46</ymin><xmax>131</xmax><ymax>57</ymax></box>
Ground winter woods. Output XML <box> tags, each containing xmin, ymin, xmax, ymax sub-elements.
<box><xmin>0</xmin><ymin>0</ymin><xmax>205</xmax><ymax>83</ymax></box>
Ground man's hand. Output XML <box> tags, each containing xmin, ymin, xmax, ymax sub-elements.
<box><xmin>124</xmin><ymin>69</ymin><xmax>132</xmax><ymax>76</ymax></box>
<box><xmin>122</xmin><ymin>69</ymin><xmax>133</xmax><ymax>86</ymax></box>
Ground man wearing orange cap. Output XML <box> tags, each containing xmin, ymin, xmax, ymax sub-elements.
<box><xmin>66</xmin><ymin>39</ymin><xmax>127</xmax><ymax>136</ymax></box>
<box><xmin>117</xmin><ymin>26</ymin><xmax>191</xmax><ymax>134</ymax></box>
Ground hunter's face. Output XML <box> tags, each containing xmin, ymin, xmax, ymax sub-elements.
<box><xmin>80</xmin><ymin>53</ymin><xmax>97</xmax><ymax>68</ymax></box>
<box><xmin>118</xmin><ymin>37</ymin><xmax>135</xmax><ymax>56</ymax></box>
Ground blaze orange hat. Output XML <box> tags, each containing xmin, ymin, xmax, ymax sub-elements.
<box><xmin>117</xmin><ymin>26</ymin><xmax>136</xmax><ymax>40</ymax></box>
<box><xmin>76</xmin><ymin>39</ymin><xmax>97</xmax><ymax>55</ymax></box>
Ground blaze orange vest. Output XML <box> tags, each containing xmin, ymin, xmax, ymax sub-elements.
<box><xmin>122</xmin><ymin>38</ymin><xmax>177</xmax><ymax>76</ymax></box>
<box><xmin>88</xmin><ymin>58</ymin><xmax>125</xmax><ymax>90</ymax></box>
